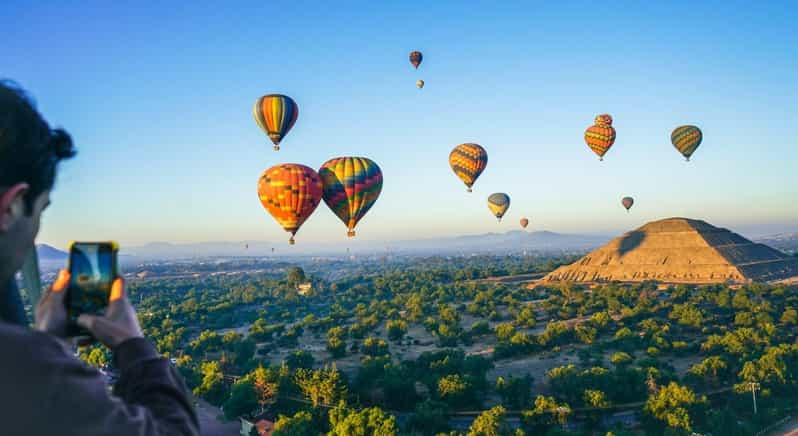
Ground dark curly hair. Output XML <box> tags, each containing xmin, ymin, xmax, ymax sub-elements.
<box><xmin>0</xmin><ymin>80</ymin><xmax>76</xmax><ymax>213</ymax></box>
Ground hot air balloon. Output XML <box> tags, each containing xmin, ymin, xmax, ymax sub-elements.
<box><xmin>488</xmin><ymin>193</ymin><xmax>510</xmax><ymax>221</ymax></box>
<box><xmin>622</xmin><ymin>196</ymin><xmax>634</xmax><ymax>212</ymax></box>
<box><xmin>671</xmin><ymin>125</ymin><xmax>703</xmax><ymax>161</ymax></box>
<box><xmin>409</xmin><ymin>51</ymin><xmax>423</xmax><ymax>69</ymax></box>
<box><xmin>520</xmin><ymin>217</ymin><xmax>529</xmax><ymax>229</ymax></box>
<box><xmin>319</xmin><ymin>157</ymin><xmax>383</xmax><ymax>238</ymax></box>
<box><xmin>584</xmin><ymin>114</ymin><xmax>616</xmax><ymax>160</ymax></box>
<box><xmin>253</xmin><ymin>94</ymin><xmax>299</xmax><ymax>151</ymax></box>
<box><xmin>257</xmin><ymin>164</ymin><xmax>323</xmax><ymax>244</ymax></box>
<box><xmin>416</xmin><ymin>79</ymin><xmax>425</xmax><ymax>89</ymax></box>
<box><xmin>449</xmin><ymin>143</ymin><xmax>488</xmax><ymax>192</ymax></box>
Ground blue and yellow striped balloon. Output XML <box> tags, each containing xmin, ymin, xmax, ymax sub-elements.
<box><xmin>253</xmin><ymin>94</ymin><xmax>299</xmax><ymax>151</ymax></box>
<box><xmin>319</xmin><ymin>157</ymin><xmax>383</xmax><ymax>237</ymax></box>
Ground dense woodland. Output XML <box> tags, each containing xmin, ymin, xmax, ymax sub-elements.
<box><xmin>77</xmin><ymin>255</ymin><xmax>798</xmax><ymax>435</ymax></box>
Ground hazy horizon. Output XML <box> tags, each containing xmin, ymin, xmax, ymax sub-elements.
<box><xmin>5</xmin><ymin>2</ymin><xmax>797</xmax><ymax>249</ymax></box>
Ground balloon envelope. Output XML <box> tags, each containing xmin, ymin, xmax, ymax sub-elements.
<box><xmin>416</xmin><ymin>79</ymin><xmax>424</xmax><ymax>89</ymax></box>
<box><xmin>319</xmin><ymin>157</ymin><xmax>383</xmax><ymax>237</ymax></box>
<box><xmin>449</xmin><ymin>143</ymin><xmax>488</xmax><ymax>192</ymax></box>
<box><xmin>253</xmin><ymin>94</ymin><xmax>299</xmax><ymax>151</ymax></box>
<box><xmin>487</xmin><ymin>193</ymin><xmax>510</xmax><ymax>221</ymax></box>
<box><xmin>520</xmin><ymin>218</ymin><xmax>529</xmax><ymax>229</ymax></box>
<box><xmin>584</xmin><ymin>114</ymin><xmax>616</xmax><ymax>160</ymax></box>
<box><xmin>671</xmin><ymin>125</ymin><xmax>703</xmax><ymax>161</ymax></box>
<box><xmin>257</xmin><ymin>164</ymin><xmax>323</xmax><ymax>244</ymax></box>
<box><xmin>409</xmin><ymin>51</ymin><xmax>423</xmax><ymax>69</ymax></box>
<box><xmin>622</xmin><ymin>196</ymin><xmax>634</xmax><ymax>211</ymax></box>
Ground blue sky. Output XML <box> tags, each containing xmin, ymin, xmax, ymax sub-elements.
<box><xmin>4</xmin><ymin>1</ymin><xmax>797</xmax><ymax>249</ymax></box>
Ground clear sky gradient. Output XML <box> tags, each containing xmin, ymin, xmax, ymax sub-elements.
<box><xmin>4</xmin><ymin>1</ymin><xmax>797</xmax><ymax>249</ymax></box>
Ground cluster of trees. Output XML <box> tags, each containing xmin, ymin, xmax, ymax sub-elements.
<box><xmin>79</xmin><ymin>255</ymin><xmax>798</xmax><ymax>435</ymax></box>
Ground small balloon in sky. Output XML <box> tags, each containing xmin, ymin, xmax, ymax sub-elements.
<box><xmin>449</xmin><ymin>143</ymin><xmax>488</xmax><ymax>192</ymax></box>
<box><xmin>488</xmin><ymin>193</ymin><xmax>510</xmax><ymax>221</ymax></box>
<box><xmin>622</xmin><ymin>196</ymin><xmax>634</xmax><ymax>212</ymax></box>
<box><xmin>585</xmin><ymin>114</ymin><xmax>616</xmax><ymax>161</ymax></box>
<box><xmin>253</xmin><ymin>94</ymin><xmax>299</xmax><ymax>151</ymax></box>
<box><xmin>671</xmin><ymin>125</ymin><xmax>703</xmax><ymax>161</ymax></box>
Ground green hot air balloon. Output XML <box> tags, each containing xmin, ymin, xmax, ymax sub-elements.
<box><xmin>671</xmin><ymin>125</ymin><xmax>703</xmax><ymax>161</ymax></box>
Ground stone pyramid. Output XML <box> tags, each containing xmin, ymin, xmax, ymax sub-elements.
<box><xmin>543</xmin><ymin>217</ymin><xmax>798</xmax><ymax>284</ymax></box>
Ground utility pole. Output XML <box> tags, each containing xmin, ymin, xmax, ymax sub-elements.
<box><xmin>749</xmin><ymin>381</ymin><xmax>760</xmax><ymax>415</ymax></box>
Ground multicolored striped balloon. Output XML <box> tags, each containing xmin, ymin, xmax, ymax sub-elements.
<box><xmin>319</xmin><ymin>157</ymin><xmax>383</xmax><ymax>237</ymax></box>
<box><xmin>449</xmin><ymin>143</ymin><xmax>488</xmax><ymax>192</ymax></box>
<box><xmin>409</xmin><ymin>51</ymin><xmax>423</xmax><ymax>69</ymax></box>
<box><xmin>257</xmin><ymin>164</ymin><xmax>323</xmax><ymax>244</ymax></box>
<box><xmin>487</xmin><ymin>193</ymin><xmax>510</xmax><ymax>221</ymax></box>
<box><xmin>584</xmin><ymin>114</ymin><xmax>616</xmax><ymax>160</ymax></box>
<box><xmin>622</xmin><ymin>196</ymin><xmax>634</xmax><ymax>212</ymax></box>
<box><xmin>671</xmin><ymin>125</ymin><xmax>703</xmax><ymax>161</ymax></box>
<box><xmin>253</xmin><ymin>94</ymin><xmax>299</xmax><ymax>151</ymax></box>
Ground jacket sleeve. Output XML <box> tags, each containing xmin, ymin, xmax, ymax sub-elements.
<box><xmin>46</xmin><ymin>338</ymin><xmax>200</xmax><ymax>436</ymax></box>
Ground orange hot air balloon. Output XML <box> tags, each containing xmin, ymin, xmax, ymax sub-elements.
<box><xmin>257</xmin><ymin>164</ymin><xmax>323</xmax><ymax>244</ymax></box>
<box><xmin>584</xmin><ymin>114</ymin><xmax>616</xmax><ymax>160</ymax></box>
<box><xmin>520</xmin><ymin>218</ymin><xmax>529</xmax><ymax>229</ymax></box>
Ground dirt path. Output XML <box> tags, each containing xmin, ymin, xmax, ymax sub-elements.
<box><xmin>194</xmin><ymin>397</ymin><xmax>240</xmax><ymax>436</ymax></box>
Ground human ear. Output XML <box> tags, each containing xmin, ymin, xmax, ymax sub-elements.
<box><xmin>0</xmin><ymin>183</ymin><xmax>30</xmax><ymax>231</ymax></box>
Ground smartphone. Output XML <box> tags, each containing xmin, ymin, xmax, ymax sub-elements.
<box><xmin>65</xmin><ymin>242</ymin><xmax>119</xmax><ymax>337</ymax></box>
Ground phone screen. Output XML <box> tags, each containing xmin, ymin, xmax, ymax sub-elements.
<box><xmin>67</xmin><ymin>243</ymin><xmax>116</xmax><ymax>333</ymax></box>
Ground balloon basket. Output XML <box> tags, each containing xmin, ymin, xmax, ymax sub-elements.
<box><xmin>289</xmin><ymin>237</ymin><xmax>295</xmax><ymax>245</ymax></box>
<box><xmin>467</xmin><ymin>188</ymin><xmax>472</xmax><ymax>193</ymax></box>
<box><xmin>273</xmin><ymin>145</ymin><xmax>280</xmax><ymax>151</ymax></box>
<box><xmin>347</xmin><ymin>230</ymin><xmax>356</xmax><ymax>237</ymax></box>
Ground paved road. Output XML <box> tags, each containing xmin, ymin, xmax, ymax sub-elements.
<box><xmin>194</xmin><ymin>398</ymin><xmax>240</xmax><ymax>436</ymax></box>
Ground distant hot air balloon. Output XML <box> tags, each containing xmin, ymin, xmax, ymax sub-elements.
<box><xmin>520</xmin><ymin>217</ymin><xmax>529</xmax><ymax>229</ymax></box>
<box><xmin>449</xmin><ymin>143</ymin><xmax>488</xmax><ymax>192</ymax></box>
<box><xmin>585</xmin><ymin>114</ymin><xmax>616</xmax><ymax>160</ymax></box>
<box><xmin>257</xmin><ymin>164</ymin><xmax>323</xmax><ymax>244</ymax></box>
<box><xmin>488</xmin><ymin>193</ymin><xmax>510</xmax><ymax>221</ymax></box>
<box><xmin>622</xmin><ymin>196</ymin><xmax>634</xmax><ymax>212</ymax></box>
<box><xmin>409</xmin><ymin>51</ymin><xmax>423</xmax><ymax>69</ymax></box>
<box><xmin>319</xmin><ymin>157</ymin><xmax>383</xmax><ymax>237</ymax></box>
<box><xmin>416</xmin><ymin>79</ymin><xmax>425</xmax><ymax>89</ymax></box>
<box><xmin>253</xmin><ymin>94</ymin><xmax>299</xmax><ymax>151</ymax></box>
<box><xmin>671</xmin><ymin>125</ymin><xmax>703</xmax><ymax>161</ymax></box>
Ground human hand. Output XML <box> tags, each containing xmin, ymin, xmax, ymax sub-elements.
<box><xmin>35</xmin><ymin>269</ymin><xmax>70</xmax><ymax>338</ymax></box>
<box><xmin>77</xmin><ymin>278</ymin><xmax>144</xmax><ymax>349</ymax></box>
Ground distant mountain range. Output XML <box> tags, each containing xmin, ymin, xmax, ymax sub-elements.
<box><xmin>755</xmin><ymin>233</ymin><xmax>798</xmax><ymax>253</ymax></box>
<box><xmin>35</xmin><ymin>229</ymin><xmax>798</xmax><ymax>262</ymax></box>
<box><xmin>37</xmin><ymin>244</ymin><xmax>68</xmax><ymax>262</ymax></box>
<box><xmin>118</xmin><ymin>230</ymin><xmax>612</xmax><ymax>260</ymax></box>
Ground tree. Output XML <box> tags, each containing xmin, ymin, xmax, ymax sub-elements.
<box><xmin>285</xmin><ymin>350</ymin><xmax>315</xmax><ymax>369</ymax></box>
<box><xmin>583</xmin><ymin>389</ymin><xmax>609</xmax><ymax>408</ymax></box>
<box><xmin>496</xmin><ymin>375</ymin><xmax>533</xmax><ymax>409</ymax></box>
<box><xmin>780</xmin><ymin>307</ymin><xmax>798</xmax><ymax>325</ymax></box>
<box><xmin>522</xmin><ymin>395</ymin><xmax>571</xmax><ymax>434</ymax></box>
<box><xmin>644</xmin><ymin>382</ymin><xmax>705</xmax><ymax>433</ymax></box>
<box><xmin>328</xmin><ymin>402</ymin><xmax>398</xmax><ymax>436</ymax></box>
<box><xmin>273</xmin><ymin>411</ymin><xmax>315</xmax><ymax>436</ymax></box>
<box><xmin>386</xmin><ymin>320</ymin><xmax>408</xmax><ymax>342</ymax></box>
<box><xmin>468</xmin><ymin>406</ymin><xmax>511</xmax><ymax>436</ymax></box>
<box><xmin>193</xmin><ymin>361</ymin><xmax>227</xmax><ymax>406</ymax></box>
<box><xmin>286</xmin><ymin>266</ymin><xmax>306</xmax><ymax>287</ymax></box>
<box><xmin>295</xmin><ymin>365</ymin><xmax>348</xmax><ymax>407</ymax></box>
<box><xmin>405</xmin><ymin>400</ymin><xmax>450</xmax><ymax>436</ymax></box>
<box><xmin>251</xmin><ymin>366</ymin><xmax>278</xmax><ymax>412</ymax></box>
<box><xmin>223</xmin><ymin>378</ymin><xmax>257</xmax><ymax>420</ymax></box>
<box><xmin>81</xmin><ymin>346</ymin><xmax>109</xmax><ymax>368</ymax></box>
<box><xmin>610</xmin><ymin>352</ymin><xmax>633</xmax><ymax>366</ymax></box>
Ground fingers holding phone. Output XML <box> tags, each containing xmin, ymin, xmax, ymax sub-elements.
<box><xmin>77</xmin><ymin>278</ymin><xmax>143</xmax><ymax>349</ymax></box>
<box><xmin>34</xmin><ymin>269</ymin><xmax>70</xmax><ymax>337</ymax></box>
